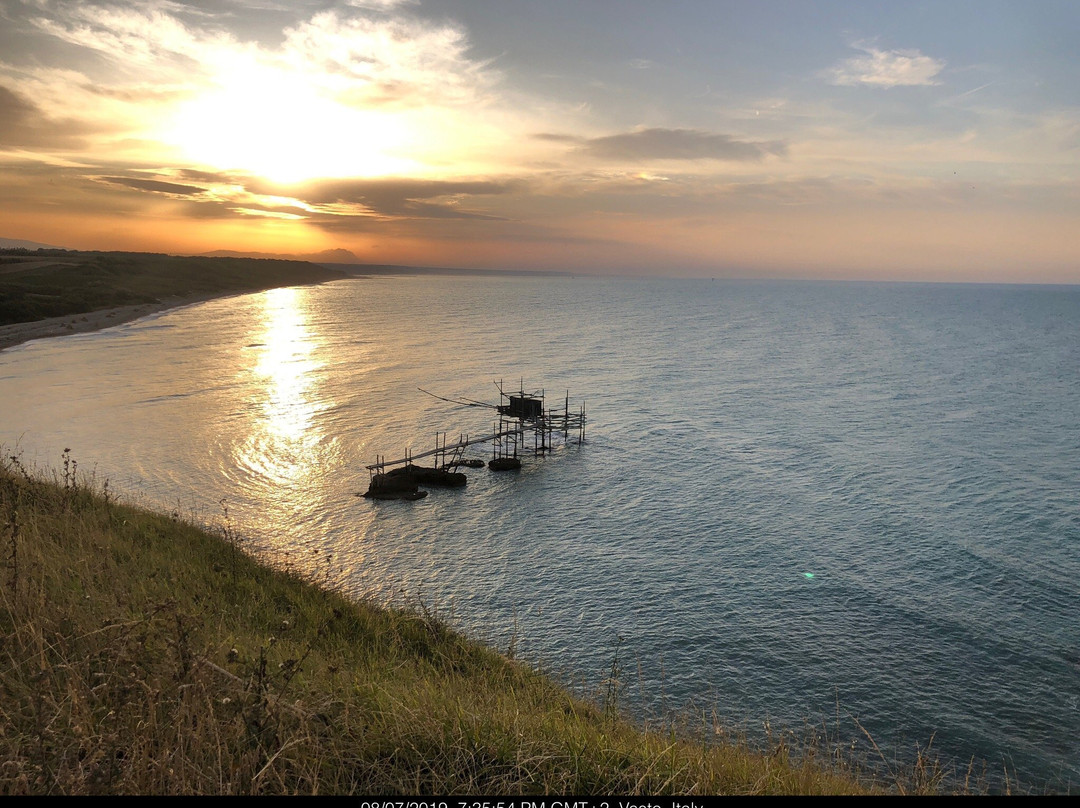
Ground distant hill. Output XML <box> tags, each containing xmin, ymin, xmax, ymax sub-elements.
<box><xmin>200</xmin><ymin>248</ymin><xmax>359</xmax><ymax>263</ymax></box>
<box><xmin>0</xmin><ymin>237</ymin><xmax>64</xmax><ymax>250</ymax></box>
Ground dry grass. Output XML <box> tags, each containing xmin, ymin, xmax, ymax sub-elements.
<box><xmin>1</xmin><ymin>453</ymin><xmax>960</xmax><ymax>795</ymax></box>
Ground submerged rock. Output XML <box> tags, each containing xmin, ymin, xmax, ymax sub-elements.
<box><xmin>452</xmin><ymin>458</ymin><xmax>486</xmax><ymax>469</ymax></box>
<box><xmin>362</xmin><ymin>464</ymin><xmax>467</xmax><ymax>500</ymax></box>
<box><xmin>388</xmin><ymin>464</ymin><xmax>467</xmax><ymax>487</ymax></box>
<box><xmin>363</xmin><ymin>472</ymin><xmax>428</xmax><ymax>500</ymax></box>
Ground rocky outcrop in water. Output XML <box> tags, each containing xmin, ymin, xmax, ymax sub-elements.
<box><xmin>362</xmin><ymin>464</ymin><xmax>466</xmax><ymax>500</ymax></box>
<box><xmin>362</xmin><ymin>473</ymin><xmax>428</xmax><ymax>500</ymax></box>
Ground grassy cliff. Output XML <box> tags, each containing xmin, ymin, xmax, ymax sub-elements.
<box><xmin>1</xmin><ymin>455</ymin><xmax>931</xmax><ymax>795</ymax></box>
<box><xmin>0</xmin><ymin>251</ymin><xmax>344</xmax><ymax>326</ymax></box>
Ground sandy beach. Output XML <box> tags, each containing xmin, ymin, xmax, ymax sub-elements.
<box><xmin>0</xmin><ymin>293</ymin><xmax>224</xmax><ymax>353</ymax></box>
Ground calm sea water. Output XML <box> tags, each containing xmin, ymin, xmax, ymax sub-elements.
<box><xmin>2</xmin><ymin>275</ymin><xmax>1078</xmax><ymax>791</ymax></box>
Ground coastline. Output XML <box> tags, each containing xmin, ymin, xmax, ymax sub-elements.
<box><xmin>0</xmin><ymin>251</ymin><xmax>350</xmax><ymax>353</ymax></box>
<box><xmin>0</xmin><ymin>294</ymin><xmax>223</xmax><ymax>352</ymax></box>
<box><xmin>0</xmin><ymin>274</ymin><xmax>348</xmax><ymax>353</ymax></box>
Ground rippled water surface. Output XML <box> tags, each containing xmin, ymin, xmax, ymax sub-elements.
<box><xmin>2</xmin><ymin>276</ymin><xmax>1078</xmax><ymax>790</ymax></box>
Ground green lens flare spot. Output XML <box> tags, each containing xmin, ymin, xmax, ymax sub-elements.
<box><xmin>803</xmin><ymin>572</ymin><xmax>815</xmax><ymax>579</ymax></box>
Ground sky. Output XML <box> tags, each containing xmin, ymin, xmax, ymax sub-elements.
<box><xmin>1</xmin><ymin>0</ymin><xmax>1078</xmax><ymax>281</ymax></box>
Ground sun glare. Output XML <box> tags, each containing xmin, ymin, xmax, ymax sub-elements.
<box><xmin>165</xmin><ymin>64</ymin><xmax>419</xmax><ymax>183</ymax></box>
<box><xmin>245</xmin><ymin>286</ymin><xmax>324</xmax><ymax>472</ymax></box>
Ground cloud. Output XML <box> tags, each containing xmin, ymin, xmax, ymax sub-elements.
<box><xmin>280</xmin><ymin>10</ymin><xmax>494</xmax><ymax>108</ymax></box>
<box><xmin>3</xmin><ymin>0</ymin><xmax>509</xmax><ymax>186</ymax></box>
<box><xmin>532</xmin><ymin>133</ymin><xmax>582</xmax><ymax>144</ymax></box>
<box><xmin>26</xmin><ymin>2</ymin><xmax>230</xmax><ymax>77</ymax></box>
<box><xmin>345</xmin><ymin>0</ymin><xmax>419</xmax><ymax>9</ymax></box>
<box><xmin>21</xmin><ymin>1</ymin><xmax>497</xmax><ymax>111</ymax></box>
<box><xmin>237</xmin><ymin>176</ymin><xmax>523</xmax><ymax>231</ymax></box>
<box><xmin>85</xmin><ymin>170</ymin><xmax>524</xmax><ymax>223</ymax></box>
<box><xmin>283</xmin><ymin>177</ymin><xmax>524</xmax><ymax>219</ymax></box>
<box><xmin>541</xmin><ymin>128</ymin><xmax>786</xmax><ymax>162</ymax></box>
<box><xmin>99</xmin><ymin>176</ymin><xmax>208</xmax><ymax>195</ymax></box>
<box><xmin>826</xmin><ymin>44</ymin><xmax>945</xmax><ymax>88</ymax></box>
<box><xmin>0</xmin><ymin>84</ymin><xmax>37</xmax><ymax>131</ymax></box>
<box><xmin>176</xmin><ymin>168</ymin><xmax>239</xmax><ymax>183</ymax></box>
<box><xmin>0</xmin><ymin>83</ymin><xmax>93</xmax><ymax>149</ymax></box>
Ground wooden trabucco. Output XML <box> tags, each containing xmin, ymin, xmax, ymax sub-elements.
<box><xmin>365</xmin><ymin>380</ymin><xmax>586</xmax><ymax>479</ymax></box>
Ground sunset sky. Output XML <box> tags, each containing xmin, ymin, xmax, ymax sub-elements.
<box><xmin>1</xmin><ymin>0</ymin><xmax>1078</xmax><ymax>281</ymax></box>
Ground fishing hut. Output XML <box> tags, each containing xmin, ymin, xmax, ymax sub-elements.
<box><xmin>363</xmin><ymin>380</ymin><xmax>586</xmax><ymax>500</ymax></box>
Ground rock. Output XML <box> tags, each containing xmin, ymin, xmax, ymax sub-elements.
<box><xmin>363</xmin><ymin>472</ymin><xmax>425</xmax><ymax>500</ymax></box>
<box><xmin>387</xmin><ymin>464</ymin><xmax>467</xmax><ymax>487</ymax></box>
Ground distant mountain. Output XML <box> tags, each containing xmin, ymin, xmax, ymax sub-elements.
<box><xmin>199</xmin><ymin>248</ymin><xmax>359</xmax><ymax>263</ymax></box>
<box><xmin>0</xmin><ymin>237</ymin><xmax>64</xmax><ymax>250</ymax></box>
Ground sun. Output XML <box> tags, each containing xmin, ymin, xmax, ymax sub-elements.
<box><xmin>163</xmin><ymin>62</ymin><xmax>419</xmax><ymax>183</ymax></box>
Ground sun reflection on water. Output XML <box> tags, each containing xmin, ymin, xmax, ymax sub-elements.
<box><xmin>235</xmin><ymin>287</ymin><xmax>335</xmax><ymax>535</ymax></box>
<box><xmin>254</xmin><ymin>287</ymin><xmax>318</xmax><ymax>448</ymax></box>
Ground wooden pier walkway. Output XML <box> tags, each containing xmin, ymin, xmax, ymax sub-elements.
<box><xmin>364</xmin><ymin>382</ymin><xmax>586</xmax><ymax>487</ymax></box>
<box><xmin>365</xmin><ymin>426</ymin><xmax>526</xmax><ymax>472</ymax></box>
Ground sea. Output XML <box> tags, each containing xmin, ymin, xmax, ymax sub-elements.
<box><xmin>1</xmin><ymin>274</ymin><xmax>1077</xmax><ymax>792</ymax></box>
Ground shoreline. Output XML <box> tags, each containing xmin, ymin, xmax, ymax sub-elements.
<box><xmin>0</xmin><ymin>279</ymin><xmax>346</xmax><ymax>353</ymax></box>
<box><xmin>0</xmin><ymin>294</ymin><xmax>222</xmax><ymax>352</ymax></box>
